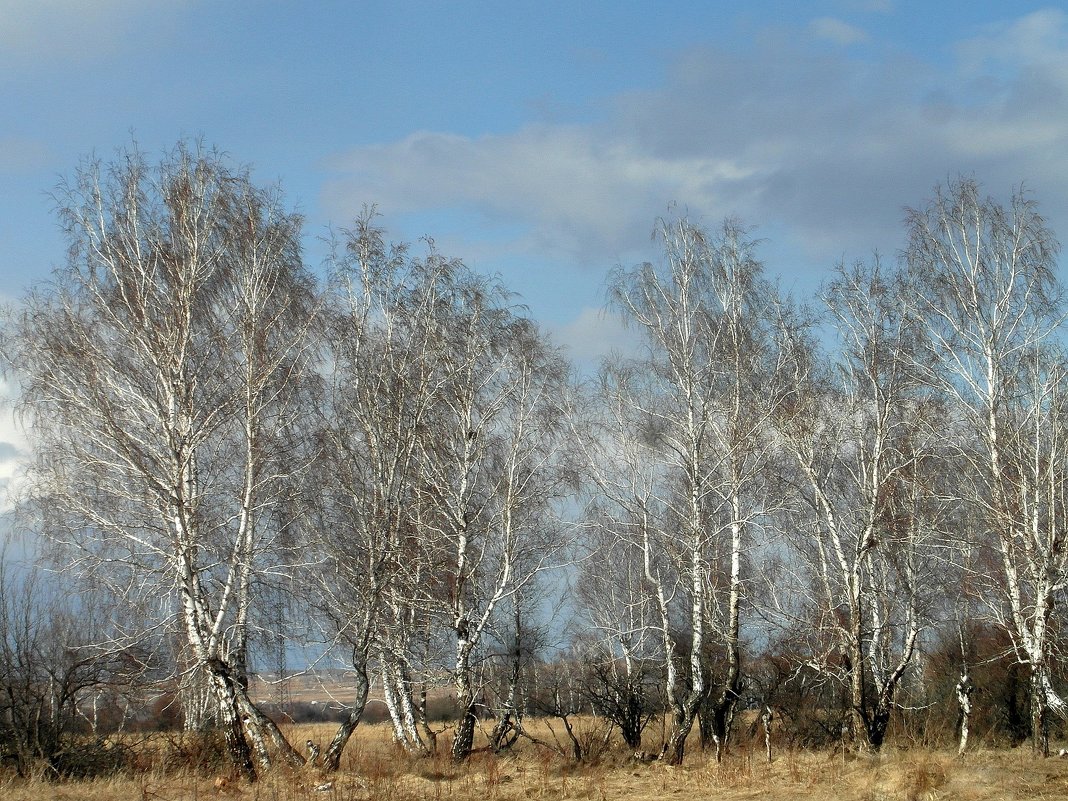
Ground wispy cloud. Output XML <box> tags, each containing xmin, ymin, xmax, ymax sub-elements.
<box><xmin>0</xmin><ymin>379</ymin><xmax>27</xmax><ymax>512</ymax></box>
<box><xmin>323</xmin><ymin>126</ymin><xmax>754</xmax><ymax>265</ymax></box>
<box><xmin>809</xmin><ymin>17</ymin><xmax>869</xmax><ymax>46</ymax></box>
<box><xmin>549</xmin><ymin>308</ymin><xmax>637</xmax><ymax>368</ymax></box>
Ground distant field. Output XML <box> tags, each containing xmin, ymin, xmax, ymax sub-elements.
<box><xmin>247</xmin><ymin>672</ymin><xmax>458</xmax><ymax>722</ymax></box>
<box><xmin>4</xmin><ymin>718</ymin><xmax>1068</xmax><ymax>801</ymax></box>
<box><xmin>250</xmin><ymin>670</ymin><xmax>361</xmax><ymax>705</ymax></box>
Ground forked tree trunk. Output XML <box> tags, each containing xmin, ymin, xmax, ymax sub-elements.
<box><xmin>181</xmin><ymin>554</ymin><xmax>260</xmax><ymax>780</ymax></box>
<box><xmin>490</xmin><ymin>708</ymin><xmax>520</xmax><ymax>753</ymax></box>
<box><xmin>489</xmin><ymin>701</ymin><xmax>519</xmax><ymax>753</ymax></box>
<box><xmin>664</xmin><ymin>690</ymin><xmax>703</xmax><ymax>766</ymax></box>
<box><xmin>717</xmin><ymin>495</ymin><xmax>744</xmax><ymax>763</ymax></box>
<box><xmin>705</xmin><ymin>509</ymin><xmax>743</xmax><ymax>762</ymax></box>
<box><xmin>490</xmin><ymin>617</ymin><xmax>524</xmax><ymax>753</ymax></box>
<box><xmin>664</xmin><ymin>511</ymin><xmax>708</xmax><ymax>767</ymax></box>
<box><xmin>205</xmin><ymin>661</ymin><xmax>257</xmax><ymax>782</ymax></box>
<box><xmin>381</xmin><ymin>654</ymin><xmax>431</xmax><ymax>755</ymax></box>
<box><xmin>705</xmin><ymin>685</ymin><xmax>740</xmax><ymax>762</ymax></box>
<box><xmin>865</xmin><ymin>703</ymin><xmax>892</xmax><ymax>751</ymax></box>
<box><xmin>235</xmin><ymin>686</ymin><xmax>306</xmax><ymax>768</ymax></box>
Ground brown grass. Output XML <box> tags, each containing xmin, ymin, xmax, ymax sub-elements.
<box><xmin>4</xmin><ymin>720</ymin><xmax>1068</xmax><ymax>801</ymax></box>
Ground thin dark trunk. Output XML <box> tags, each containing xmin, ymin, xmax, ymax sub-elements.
<box><xmin>452</xmin><ymin>705</ymin><xmax>478</xmax><ymax>761</ymax></box>
<box><xmin>561</xmin><ymin>712</ymin><xmax>583</xmax><ymax>761</ymax></box>
<box><xmin>490</xmin><ymin>708</ymin><xmax>520</xmax><ymax>753</ymax></box>
<box><xmin>664</xmin><ymin>694</ymin><xmax>701</xmax><ymax>766</ymax></box>
<box><xmin>491</xmin><ymin>605</ymin><xmax>524</xmax><ymax>753</ymax></box>
<box><xmin>620</xmin><ymin>696</ymin><xmax>643</xmax><ymax>751</ymax></box>
<box><xmin>707</xmin><ymin>685</ymin><xmax>740</xmax><ymax>762</ymax></box>
<box><xmin>1032</xmin><ymin>669</ymin><xmax>1050</xmax><ymax>758</ymax></box>
<box><xmin>322</xmin><ymin>665</ymin><xmax>370</xmax><ymax>772</ymax></box>
<box><xmin>866</xmin><ymin>706</ymin><xmax>891</xmax><ymax>751</ymax></box>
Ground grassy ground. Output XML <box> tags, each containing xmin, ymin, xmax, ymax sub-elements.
<box><xmin>4</xmin><ymin>720</ymin><xmax>1068</xmax><ymax>801</ymax></box>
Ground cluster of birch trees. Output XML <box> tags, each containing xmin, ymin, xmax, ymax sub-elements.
<box><xmin>4</xmin><ymin>142</ymin><xmax>1068</xmax><ymax>778</ymax></box>
<box><xmin>578</xmin><ymin>181</ymin><xmax>1068</xmax><ymax>763</ymax></box>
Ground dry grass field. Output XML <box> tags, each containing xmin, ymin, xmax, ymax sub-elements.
<box><xmin>4</xmin><ymin>719</ymin><xmax>1068</xmax><ymax>801</ymax></box>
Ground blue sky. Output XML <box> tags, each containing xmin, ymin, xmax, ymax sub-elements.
<box><xmin>2</xmin><ymin>1</ymin><xmax>1068</xmax><ymax>486</ymax></box>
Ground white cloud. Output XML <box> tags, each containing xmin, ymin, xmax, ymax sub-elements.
<box><xmin>0</xmin><ymin>378</ymin><xmax>28</xmax><ymax>513</ymax></box>
<box><xmin>954</xmin><ymin>8</ymin><xmax>1068</xmax><ymax>82</ymax></box>
<box><xmin>809</xmin><ymin>17</ymin><xmax>869</xmax><ymax>46</ymax></box>
<box><xmin>324</xmin><ymin>126</ymin><xmax>757</xmax><ymax>264</ymax></box>
<box><xmin>549</xmin><ymin>308</ymin><xmax>637</xmax><ymax>368</ymax></box>
<box><xmin>322</xmin><ymin>10</ymin><xmax>1068</xmax><ymax>278</ymax></box>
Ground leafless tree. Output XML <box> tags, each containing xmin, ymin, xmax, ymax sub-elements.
<box><xmin>904</xmin><ymin>178</ymin><xmax>1068</xmax><ymax>756</ymax></box>
<box><xmin>575</xmin><ymin>521</ymin><xmax>658</xmax><ymax>750</ymax></box>
<box><xmin>0</xmin><ymin>548</ymin><xmax>144</xmax><ymax>777</ymax></box>
<box><xmin>309</xmin><ymin>211</ymin><xmax>448</xmax><ymax>765</ymax></box>
<box><xmin>521</xmin><ymin>652</ymin><xmax>614</xmax><ymax>763</ymax></box>
<box><xmin>586</xmin><ymin>216</ymin><xmax>787</xmax><ymax>764</ymax></box>
<box><xmin>772</xmin><ymin>259</ymin><xmax>941</xmax><ymax>751</ymax></box>
<box><xmin>3</xmin><ymin>142</ymin><xmax>318</xmax><ymax>779</ymax></box>
<box><xmin>484</xmin><ymin>556</ymin><xmax>556</xmax><ymax>753</ymax></box>
<box><xmin>416</xmin><ymin>270</ymin><xmax>574</xmax><ymax>761</ymax></box>
<box><xmin>309</xmin><ymin>212</ymin><xmax>574</xmax><ymax>763</ymax></box>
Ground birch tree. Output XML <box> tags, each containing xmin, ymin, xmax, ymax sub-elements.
<box><xmin>579</xmin><ymin>361</ymin><xmax>678</xmax><ymax>754</ymax></box>
<box><xmin>309</xmin><ymin>213</ymin><xmax>451</xmax><ymax>766</ymax></box>
<box><xmin>484</xmin><ymin>581</ymin><xmax>548</xmax><ymax>753</ymax></box>
<box><xmin>590</xmin><ymin>216</ymin><xmax>786</xmax><ymax>764</ymax></box>
<box><xmin>904</xmin><ymin>178</ymin><xmax>1068</xmax><ymax>756</ymax></box>
<box><xmin>773</xmin><ymin>260</ymin><xmax>940</xmax><ymax>751</ymax></box>
<box><xmin>4</xmin><ymin>143</ymin><xmax>317</xmax><ymax>779</ymax></box>
<box><xmin>575</xmin><ymin>526</ymin><xmax>657</xmax><ymax>750</ymax></box>
<box><xmin>311</xmin><ymin>214</ymin><xmax>574</xmax><ymax>762</ymax></box>
<box><xmin>417</xmin><ymin>273</ymin><xmax>574</xmax><ymax>761</ymax></box>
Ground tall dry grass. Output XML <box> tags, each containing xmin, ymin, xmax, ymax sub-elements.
<box><xmin>3</xmin><ymin>719</ymin><xmax>1068</xmax><ymax>800</ymax></box>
